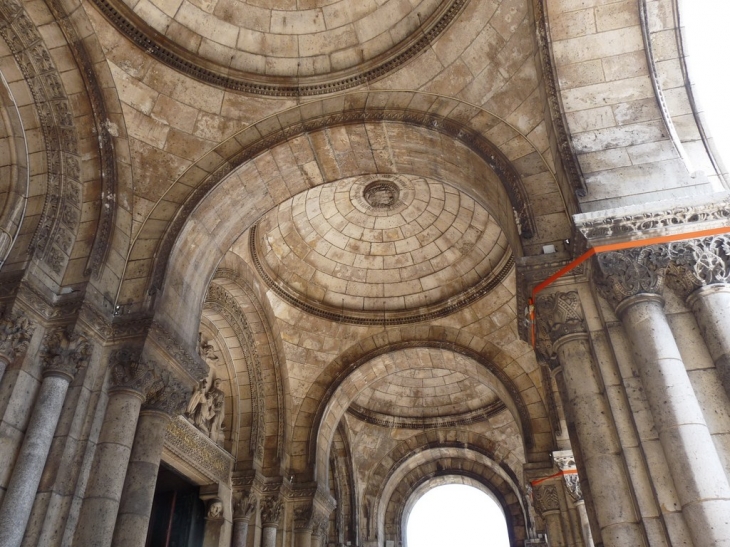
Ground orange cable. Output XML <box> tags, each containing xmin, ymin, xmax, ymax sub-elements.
<box><xmin>528</xmin><ymin>225</ymin><xmax>730</xmax><ymax>347</ymax></box>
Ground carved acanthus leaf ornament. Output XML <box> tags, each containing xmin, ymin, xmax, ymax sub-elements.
<box><xmin>233</xmin><ymin>493</ymin><xmax>257</xmax><ymax>522</ymax></box>
<box><xmin>534</xmin><ymin>484</ymin><xmax>561</xmax><ymax>515</ymax></box>
<box><xmin>108</xmin><ymin>347</ymin><xmax>158</xmax><ymax>395</ymax></box>
<box><xmin>666</xmin><ymin>235</ymin><xmax>730</xmax><ymax>299</ymax></box>
<box><xmin>260</xmin><ymin>496</ymin><xmax>283</xmax><ymax>526</ymax></box>
<box><xmin>41</xmin><ymin>326</ymin><xmax>91</xmax><ymax>380</ymax></box>
<box><xmin>594</xmin><ymin>246</ymin><xmax>671</xmax><ymax>309</ymax></box>
<box><xmin>144</xmin><ymin>372</ymin><xmax>190</xmax><ymax>416</ymax></box>
<box><xmin>0</xmin><ymin>311</ymin><xmax>35</xmax><ymax>361</ymax></box>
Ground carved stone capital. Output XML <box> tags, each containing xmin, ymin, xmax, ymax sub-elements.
<box><xmin>260</xmin><ymin>496</ymin><xmax>282</xmax><ymax>526</ymax></box>
<box><xmin>534</xmin><ymin>484</ymin><xmax>561</xmax><ymax>515</ymax></box>
<box><xmin>593</xmin><ymin>245</ymin><xmax>670</xmax><ymax>310</ymax></box>
<box><xmin>108</xmin><ymin>347</ymin><xmax>158</xmax><ymax>397</ymax></box>
<box><xmin>535</xmin><ymin>291</ymin><xmax>586</xmax><ymax>343</ymax></box>
<box><xmin>293</xmin><ymin>504</ymin><xmax>313</xmax><ymax>531</ymax></box>
<box><xmin>553</xmin><ymin>451</ymin><xmax>582</xmax><ymax>503</ymax></box>
<box><xmin>0</xmin><ymin>310</ymin><xmax>35</xmax><ymax>362</ymax></box>
<box><xmin>41</xmin><ymin>326</ymin><xmax>91</xmax><ymax>381</ymax></box>
<box><xmin>666</xmin><ymin>236</ymin><xmax>730</xmax><ymax>300</ymax></box>
<box><xmin>233</xmin><ymin>493</ymin><xmax>257</xmax><ymax>522</ymax></box>
<box><xmin>143</xmin><ymin>372</ymin><xmax>190</xmax><ymax>416</ymax></box>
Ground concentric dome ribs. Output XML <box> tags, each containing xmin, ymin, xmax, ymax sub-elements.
<box><xmin>352</xmin><ymin>368</ymin><xmax>500</xmax><ymax>419</ymax></box>
<box><xmin>251</xmin><ymin>174</ymin><xmax>510</xmax><ymax>317</ymax></box>
<box><xmin>117</xmin><ymin>0</ymin><xmax>459</xmax><ymax>80</ymax></box>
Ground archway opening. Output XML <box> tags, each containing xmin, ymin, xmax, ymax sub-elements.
<box><xmin>406</xmin><ymin>483</ymin><xmax>509</xmax><ymax>547</ymax></box>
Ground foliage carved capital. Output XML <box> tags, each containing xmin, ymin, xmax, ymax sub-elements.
<box><xmin>593</xmin><ymin>246</ymin><xmax>670</xmax><ymax>309</ymax></box>
<box><xmin>0</xmin><ymin>310</ymin><xmax>35</xmax><ymax>362</ymax></box>
<box><xmin>41</xmin><ymin>326</ymin><xmax>91</xmax><ymax>381</ymax></box>
<box><xmin>666</xmin><ymin>236</ymin><xmax>730</xmax><ymax>299</ymax></box>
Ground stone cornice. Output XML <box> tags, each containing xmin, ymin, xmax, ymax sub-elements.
<box><xmin>574</xmin><ymin>193</ymin><xmax>730</xmax><ymax>242</ymax></box>
<box><xmin>163</xmin><ymin>415</ymin><xmax>233</xmax><ymax>485</ymax></box>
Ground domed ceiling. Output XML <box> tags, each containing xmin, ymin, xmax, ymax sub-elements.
<box><xmin>249</xmin><ymin>174</ymin><xmax>512</xmax><ymax>323</ymax></box>
<box><xmin>352</xmin><ymin>368</ymin><xmax>500</xmax><ymax>419</ymax></box>
<box><xmin>100</xmin><ymin>0</ymin><xmax>468</xmax><ymax>93</ymax></box>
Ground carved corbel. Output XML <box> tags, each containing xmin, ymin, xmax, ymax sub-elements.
<box><xmin>593</xmin><ymin>245</ymin><xmax>671</xmax><ymax>310</ymax></box>
<box><xmin>41</xmin><ymin>326</ymin><xmax>91</xmax><ymax>381</ymax></box>
<box><xmin>666</xmin><ymin>235</ymin><xmax>730</xmax><ymax>299</ymax></box>
<box><xmin>0</xmin><ymin>310</ymin><xmax>35</xmax><ymax>363</ymax></box>
<box><xmin>206</xmin><ymin>498</ymin><xmax>224</xmax><ymax>520</ymax></box>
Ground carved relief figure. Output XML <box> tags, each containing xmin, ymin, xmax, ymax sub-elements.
<box><xmin>185</xmin><ymin>376</ymin><xmax>226</xmax><ymax>444</ymax></box>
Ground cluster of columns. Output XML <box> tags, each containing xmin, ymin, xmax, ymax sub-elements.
<box><xmin>535</xmin><ymin>235</ymin><xmax>730</xmax><ymax>547</ymax></box>
<box><xmin>0</xmin><ymin>334</ymin><xmax>191</xmax><ymax>547</ymax></box>
<box><xmin>531</xmin><ymin>451</ymin><xmax>594</xmax><ymax>547</ymax></box>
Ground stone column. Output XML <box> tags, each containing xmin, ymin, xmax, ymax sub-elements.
<box><xmin>0</xmin><ymin>327</ymin><xmax>89</xmax><ymax>547</ymax></box>
<box><xmin>596</xmin><ymin>247</ymin><xmax>730</xmax><ymax>547</ymax></box>
<box><xmin>111</xmin><ymin>374</ymin><xmax>189</xmax><ymax>547</ymax></box>
<box><xmin>293</xmin><ymin>505</ymin><xmax>314</xmax><ymax>547</ymax></box>
<box><xmin>667</xmin><ymin>236</ymin><xmax>730</xmax><ymax>397</ymax></box>
<box><xmin>0</xmin><ymin>310</ymin><xmax>34</xmax><ymax>383</ymax></box>
<box><xmin>310</xmin><ymin>516</ymin><xmax>328</xmax><ymax>547</ymax></box>
<box><xmin>535</xmin><ymin>292</ymin><xmax>645</xmax><ymax>547</ymax></box>
<box><xmin>534</xmin><ymin>483</ymin><xmax>566</xmax><ymax>547</ymax></box>
<box><xmin>553</xmin><ymin>451</ymin><xmax>594</xmax><ymax>547</ymax></box>
<box><xmin>259</xmin><ymin>496</ymin><xmax>282</xmax><ymax>547</ymax></box>
<box><xmin>232</xmin><ymin>494</ymin><xmax>257</xmax><ymax>547</ymax></box>
<box><xmin>73</xmin><ymin>348</ymin><xmax>160</xmax><ymax>547</ymax></box>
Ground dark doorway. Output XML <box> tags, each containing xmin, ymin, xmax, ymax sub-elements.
<box><xmin>145</xmin><ymin>464</ymin><xmax>206</xmax><ymax>547</ymax></box>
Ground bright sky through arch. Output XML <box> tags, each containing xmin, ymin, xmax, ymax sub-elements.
<box><xmin>680</xmin><ymin>1</ymin><xmax>730</xmax><ymax>169</ymax></box>
<box><xmin>406</xmin><ymin>484</ymin><xmax>510</xmax><ymax>547</ymax></box>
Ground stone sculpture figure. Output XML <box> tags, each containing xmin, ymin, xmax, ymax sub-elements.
<box><xmin>185</xmin><ymin>376</ymin><xmax>225</xmax><ymax>444</ymax></box>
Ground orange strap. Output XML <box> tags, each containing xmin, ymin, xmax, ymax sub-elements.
<box><xmin>530</xmin><ymin>469</ymin><xmax>577</xmax><ymax>487</ymax></box>
<box><xmin>528</xmin><ymin>225</ymin><xmax>730</xmax><ymax>347</ymax></box>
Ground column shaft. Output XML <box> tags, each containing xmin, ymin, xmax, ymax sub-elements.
<box><xmin>73</xmin><ymin>388</ymin><xmax>144</xmax><ymax>547</ymax></box>
<box><xmin>232</xmin><ymin>519</ymin><xmax>251</xmax><ymax>547</ymax></box>
<box><xmin>0</xmin><ymin>375</ymin><xmax>70</xmax><ymax>547</ymax></box>
<box><xmin>543</xmin><ymin>511</ymin><xmax>567</xmax><ymax>547</ymax></box>
<box><xmin>111</xmin><ymin>409</ymin><xmax>170</xmax><ymax>547</ymax></box>
<box><xmin>688</xmin><ymin>285</ymin><xmax>730</xmax><ymax>396</ymax></box>
<box><xmin>554</xmin><ymin>334</ymin><xmax>645</xmax><ymax>546</ymax></box>
<box><xmin>619</xmin><ymin>295</ymin><xmax>730</xmax><ymax>547</ymax></box>
<box><xmin>261</xmin><ymin>526</ymin><xmax>277</xmax><ymax>547</ymax></box>
<box><xmin>294</xmin><ymin>528</ymin><xmax>312</xmax><ymax>547</ymax></box>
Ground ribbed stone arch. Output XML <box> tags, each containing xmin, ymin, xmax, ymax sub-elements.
<box><xmin>124</xmin><ymin>91</ymin><xmax>568</xmax><ymax>328</ymax></box>
<box><xmin>306</xmin><ymin>339</ymin><xmax>544</xmax><ymax>485</ymax></box>
<box><xmin>0</xmin><ymin>0</ymin><xmax>115</xmax><ymax>289</ymax></box>
<box><xmin>375</xmin><ymin>446</ymin><xmax>526</xmax><ymax>547</ymax></box>
<box><xmin>205</xmin><ymin>277</ymin><xmax>285</xmax><ymax>474</ymax></box>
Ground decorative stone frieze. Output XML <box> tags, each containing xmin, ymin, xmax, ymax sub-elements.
<box><xmin>575</xmin><ymin>195</ymin><xmax>730</xmax><ymax>240</ymax></box>
<box><xmin>233</xmin><ymin>493</ymin><xmax>257</xmax><ymax>523</ymax></box>
<box><xmin>260</xmin><ymin>496</ymin><xmax>283</xmax><ymax>526</ymax></box>
<box><xmin>593</xmin><ymin>246</ymin><xmax>670</xmax><ymax>309</ymax></box>
<box><xmin>0</xmin><ymin>310</ymin><xmax>34</xmax><ymax>362</ymax></box>
<box><xmin>666</xmin><ymin>235</ymin><xmax>730</xmax><ymax>299</ymax></box>
<box><xmin>163</xmin><ymin>416</ymin><xmax>233</xmax><ymax>484</ymax></box>
<box><xmin>40</xmin><ymin>326</ymin><xmax>91</xmax><ymax>381</ymax></box>
<box><xmin>108</xmin><ymin>348</ymin><xmax>158</xmax><ymax>396</ymax></box>
<box><xmin>534</xmin><ymin>484</ymin><xmax>561</xmax><ymax>515</ymax></box>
